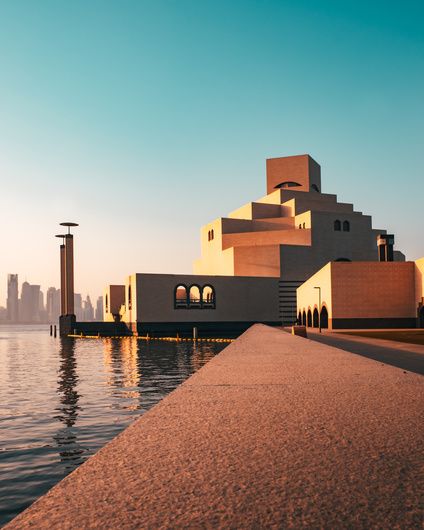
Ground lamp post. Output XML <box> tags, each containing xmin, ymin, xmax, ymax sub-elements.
<box><xmin>56</xmin><ymin>222</ymin><xmax>78</xmax><ymax>336</ymax></box>
<box><xmin>314</xmin><ymin>286</ymin><xmax>321</xmax><ymax>333</ymax></box>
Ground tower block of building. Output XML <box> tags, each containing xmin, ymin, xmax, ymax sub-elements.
<box><xmin>193</xmin><ymin>154</ymin><xmax>404</xmax><ymax>324</ymax></box>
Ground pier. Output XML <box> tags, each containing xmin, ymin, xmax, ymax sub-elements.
<box><xmin>6</xmin><ymin>324</ymin><xmax>424</xmax><ymax>528</ymax></box>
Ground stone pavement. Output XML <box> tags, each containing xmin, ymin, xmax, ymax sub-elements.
<box><xmin>307</xmin><ymin>328</ymin><xmax>424</xmax><ymax>376</ymax></box>
<box><xmin>6</xmin><ymin>324</ymin><xmax>424</xmax><ymax>529</ymax></box>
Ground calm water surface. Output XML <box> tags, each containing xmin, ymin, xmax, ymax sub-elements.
<box><xmin>0</xmin><ymin>325</ymin><xmax>227</xmax><ymax>526</ymax></box>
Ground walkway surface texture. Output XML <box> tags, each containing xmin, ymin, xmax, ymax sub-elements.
<box><xmin>307</xmin><ymin>329</ymin><xmax>424</xmax><ymax>376</ymax></box>
<box><xmin>6</xmin><ymin>325</ymin><xmax>424</xmax><ymax>529</ymax></box>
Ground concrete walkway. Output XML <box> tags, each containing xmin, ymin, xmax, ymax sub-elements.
<box><xmin>6</xmin><ymin>325</ymin><xmax>424</xmax><ymax>529</ymax></box>
<box><xmin>307</xmin><ymin>329</ymin><xmax>424</xmax><ymax>376</ymax></box>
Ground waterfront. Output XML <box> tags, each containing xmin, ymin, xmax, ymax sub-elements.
<box><xmin>0</xmin><ymin>325</ymin><xmax>226</xmax><ymax>526</ymax></box>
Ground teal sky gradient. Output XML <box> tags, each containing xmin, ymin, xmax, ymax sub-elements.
<box><xmin>0</xmin><ymin>0</ymin><xmax>423</xmax><ymax>304</ymax></box>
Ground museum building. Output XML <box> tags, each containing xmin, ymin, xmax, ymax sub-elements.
<box><xmin>101</xmin><ymin>154</ymin><xmax>423</xmax><ymax>335</ymax></box>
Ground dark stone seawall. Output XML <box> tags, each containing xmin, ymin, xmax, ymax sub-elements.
<box><xmin>73</xmin><ymin>320</ymin><xmax>282</xmax><ymax>337</ymax></box>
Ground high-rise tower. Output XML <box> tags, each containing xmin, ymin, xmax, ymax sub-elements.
<box><xmin>7</xmin><ymin>274</ymin><xmax>19</xmax><ymax>322</ymax></box>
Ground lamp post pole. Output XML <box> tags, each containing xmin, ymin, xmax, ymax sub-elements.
<box><xmin>314</xmin><ymin>286</ymin><xmax>321</xmax><ymax>333</ymax></box>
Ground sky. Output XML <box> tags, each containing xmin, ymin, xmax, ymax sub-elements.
<box><xmin>0</xmin><ymin>0</ymin><xmax>423</xmax><ymax>306</ymax></box>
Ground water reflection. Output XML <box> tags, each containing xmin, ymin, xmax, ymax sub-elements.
<box><xmin>53</xmin><ymin>338</ymin><xmax>85</xmax><ymax>469</ymax></box>
<box><xmin>0</xmin><ymin>326</ymin><xmax>228</xmax><ymax>527</ymax></box>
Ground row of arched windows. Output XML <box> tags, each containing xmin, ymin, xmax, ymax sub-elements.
<box><xmin>208</xmin><ymin>229</ymin><xmax>215</xmax><ymax>241</ymax></box>
<box><xmin>334</xmin><ymin>220</ymin><xmax>350</xmax><ymax>232</ymax></box>
<box><xmin>298</xmin><ymin>307</ymin><xmax>329</xmax><ymax>329</ymax></box>
<box><xmin>175</xmin><ymin>284</ymin><xmax>216</xmax><ymax>309</ymax></box>
<box><xmin>298</xmin><ymin>222</ymin><xmax>306</xmax><ymax>229</ymax></box>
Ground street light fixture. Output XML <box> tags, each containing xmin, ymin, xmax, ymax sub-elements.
<box><xmin>314</xmin><ymin>286</ymin><xmax>321</xmax><ymax>333</ymax></box>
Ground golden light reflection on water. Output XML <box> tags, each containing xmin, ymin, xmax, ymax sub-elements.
<box><xmin>119</xmin><ymin>337</ymin><xmax>140</xmax><ymax>389</ymax></box>
<box><xmin>101</xmin><ymin>337</ymin><xmax>140</xmax><ymax>410</ymax></box>
<box><xmin>0</xmin><ymin>326</ymin><xmax>227</xmax><ymax>527</ymax></box>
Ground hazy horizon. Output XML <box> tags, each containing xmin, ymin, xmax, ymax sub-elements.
<box><xmin>1</xmin><ymin>0</ymin><xmax>423</xmax><ymax>307</ymax></box>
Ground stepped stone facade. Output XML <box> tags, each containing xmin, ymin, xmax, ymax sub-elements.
<box><xmin>194</xmin><ymin>154</ymin><xmax>404</xmax><ymax>280</ymax></box>
<box><xmin>193</xmin><ymin>154</ymin><xmax>404</xmax><ymax>324</ymax></box>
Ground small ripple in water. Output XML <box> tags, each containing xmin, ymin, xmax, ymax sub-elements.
<box><xmin>0</xmin><ymin>325</ymin><xmax>227</xmax><ymax>526</ymax></box>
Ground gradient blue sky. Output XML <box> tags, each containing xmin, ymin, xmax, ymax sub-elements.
<box><xmin>0</xmin><ymin>0</ymin><xmax>423</xmax><ymax>305</ymax></box>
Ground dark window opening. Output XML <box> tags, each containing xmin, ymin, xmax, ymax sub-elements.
<box><xmin>334</xmin><ymin>220</ymin><xmax>341</xmax><ymax>231</ymax></box>
<box><xmin>175</xmin><ymin>284</ymin><xmax>188</xmax><ymax>308</ymax></box>
<box><xmin>307</xmin><ymin>309</ymin><xmax>312</xmax><ymax>327</ymax></box>
<box><xmin>313</xmin><ymin>308</ymin><xmax>319</xmax><ymax>328</ymax></box>
<box><xmin>302</xmin><ymin>310</ymin><xmax>306</xmax><ymax>326</ymax></box>
<box><xmin>419</xmin><ymin>306</ymin><xmax>424</xmax><ymax>328</ymax></box>
<box><xmin>275</xmin><ymin>181</ymin><xmax>302</xmax><ymax>189</ymax></box>
<box><xmin>202</xmin><ymin>285</ymin><xmax>215</xmax><ymax>308</ymax></box>
<box><xmin>320</xmin><ymin>306</ymin><xmax>328</xmax><ymax>329</ymax></box>
<box><xmin>343</xmin><ymin>220</ymin><xmax>350</xmax><ymax>232</ymax></box>
<box><xmin>189</xmin><ymin>285</ymin><xmax>201</xmax><ymax>307</ymax></box>
<box><xmin>302</xmin><ymin>222</ymin><xmax>306</xmax><ymax>229</ymax></box>
<box><xmin>335</xmin><ymin>258</ymin><xmax>351</xmax><ymax>262</ymax></box>
<box><xmin>105</xmin><ymin>294</ymin><xmax>109</xmax><ymax>313</ymax></box>
<box><xmin>128</xmin><ymin>285</ymin><xmax>132</xmax><ymax>310</ymax></box>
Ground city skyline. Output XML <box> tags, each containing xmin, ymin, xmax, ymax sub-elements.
<box><xmin>0</xmin><ymin>1</ymin><xmax>423</xmax><ymax>306</ymax></box>
<box><xmin>1</xmin><ymin>273</ymin><xmax>102</xmax><ymax>323</ymax></box>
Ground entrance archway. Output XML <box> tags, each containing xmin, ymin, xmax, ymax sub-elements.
<box><xmin>302</xmin><ymin>310</ymin><xmax>306</xmax><ymax>326</ymax></box>
<box><xmin>320</xmin><ymin>306</ymin><xmax>328</xmax><ymax>329</ymax></box>
<box><xmin>307</xmin><ymin>309</ymin><xmax>312</xmax><ymax>327</ymax></box>
<box><xmin>419</xmin><ymin>306</ymin><xmax>424</xmax><ymax>328</ymax></box>
<box><xmin>313</xmin><ymin>308</ymin><xmax>319</xmax><ymax>328</ymax></box>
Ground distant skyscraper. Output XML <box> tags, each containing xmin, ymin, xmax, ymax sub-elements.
<box><xmin>7</xmin><ymin>274</ymin><xmax>19</xmax><ymax>322</ymax></box>
<box><xmin>74</xmin><ymin>293</ymin><xmax>83</xmax><ymax>321</ymax></box>
<box><xmin>46</xmin><ymin>287</ymin><xmax>61</xmax><ymax>323</ymax></box>
<box><xmin>95</xmin><ymin>296</ymin><xmax>103</xmax><ymax>321</ymax></box>
<box><xmin>83</xmin><ymin>295</ymin><xmax>94</xmax><ymax>321</ymax></box>
<box><xmin>20</xmin><ymin>282</ymin><xmax>41</xmax><ymax>322</ymax></box>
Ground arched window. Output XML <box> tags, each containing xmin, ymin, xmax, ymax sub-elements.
<box><xmin>311</xmin><ymin>184</ymin><xmax>320</xmax><ymax>192</ymax></box>
<box><xmin>299</xmin><ymin>224</ymin><xmax>302</xmax><ymax>229</ymax></box>
<box><xmin>105</xmin><ymin>294</ymin><xmax>109</xmax><ymax>313</ymax></box>
<box><xmin>298</xmin><ymin>311</ymin><xmax>302</xmax><ymax>324</ymax></box>
<box><xmin>207</xmin><ymin>230</ymin><xmax>211</xmax><ymax>241</ymax></box>
<box><xmin>128</xmin><ymin>285</ymin><xmax>132</xmax><ymax>310</ymax></box>
<box><xmin>334</xmin><ymin>220</ymin><xmax>341</xmax><ymax>231</ymax></box>
<box><xmin>275</xmin><ymin>181</ymin><xmax>302</xmax><ymax>189</ymax></box>
<box><xmin>320</xmin><ymin>306</ymin><xmax>328</xmax><ymax>329</ymax></box>
<box><xmin>189</xmin><ymin>285</ymin><xmax>201</xmax><ymax>307</ymax></box>
<box><xmin>343</xmin><ymin>220</ymin><xmax>350</xmax><ymax>232</ymax></box>
<box><xmin>419</xmin><ymin>306</ymin><xmax>424</xmax><ymax>328</ymax></box>
<box><xmin>302</xmin><ymin>222</ymin><xmax>306</xmax><ymax>229</ymax></box>
<box><xmin>307</xmin><ymin>309</ymin><xmax>312</xmax><ymax>327</ymax></box>
<box><xmin>211</xmin><ymin>229</ymin><xmax>214</xmax><ymax>240</ymax></box>
<box><xmin>302</xmin><ymin>310</ymin><xmax>306</xmax><ymax>326</ymax></box>
<box><xmin>313</xmin><ymin>308</ymin><xmax>319</xmax><ymax>328</ymax></box>
<box><xmin>175</xmin><ymin>285</ymin><xmax>188</xmax><ymax>308</ymax></box>
<box><xmin>202</xmin><ymin>285</ymin><xmax>215</xmax><ymax>308</ymax></box>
